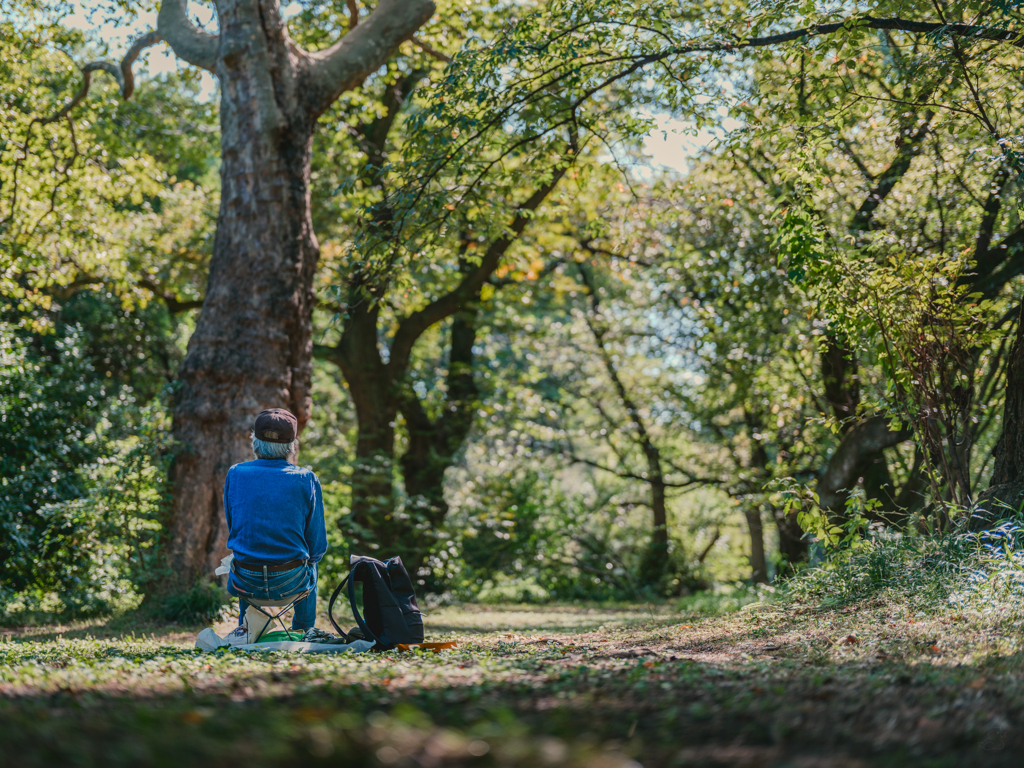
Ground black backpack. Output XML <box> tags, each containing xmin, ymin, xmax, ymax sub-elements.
<box><xmin>327</xmin><ymin>555</ymin><xmax>424</xmax><ymax>650</ymax></box>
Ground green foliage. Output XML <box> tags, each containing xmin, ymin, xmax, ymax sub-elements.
<box><xmin>0</xmin><ymin>294</ymin><xmax>180</xmax><ymax>620</ymax></box>
<box><xmin>768</xmin><ymin>477</ymin><xmax>872</xmax><ymax>552</ymax></box>
<box><xmin>443</xmin><ymin>466</ymin><xmax>712</xmax><ymax>602</ymax></box>
<box><xmin>0</xmin><ymin>321</ymin><xmax>109</xmax><ymax>604</ymax></box>
<box><xmin>158</xmin><ymin>579</ymin><xmax>228</xmax><ymax>624</ymax></box>
<box><xmin>7</xmin><ymin>0</ymin><xmax>1024</xmax><ymax>623</ymax></box>
<box><xmin>784</xmin><ymin>521</ymin><xmax>1024</xmax><ymax>613</ymax></box>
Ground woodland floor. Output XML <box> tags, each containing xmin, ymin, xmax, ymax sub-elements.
<box><xmin>2</xmin><ymin>596</ymin><xmax>1022</xmax><ymax>768</ymax></box>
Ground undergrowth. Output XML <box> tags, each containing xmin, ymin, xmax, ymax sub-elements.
<box><xmin>784</xmin><ymin>521</ymin><xmax>1024</xmax><ymax>617</ymax></box>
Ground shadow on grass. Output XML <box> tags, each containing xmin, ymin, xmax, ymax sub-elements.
<box><xmin>3</xmin><ymin>634</ymin><xmax>1023</xmax><ymax>767</ymax></box>
<box><xmin>1</xmin><ymin>610</ymin><xmax>208</xmax><ymax>644</ymax></box>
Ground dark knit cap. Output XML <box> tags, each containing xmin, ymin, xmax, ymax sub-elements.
<box><xmin>254</xmin><ymin>408</ymin><xmax>297</xmax><ymax>443</ymax></box>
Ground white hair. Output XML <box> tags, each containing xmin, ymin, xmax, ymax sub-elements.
<box><xmin>251</xmin><ymin>433</ymin><xmax>298</xmax><ymax>461</ymax></box>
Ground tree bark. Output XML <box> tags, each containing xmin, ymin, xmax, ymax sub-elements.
<box><xmin>816</xmin><ymin>416</ymin><xmax>913</xmax><ymax>517</ymax></box>
<box><xmin>978</xmin><ymin>300</ymin><xmax>1024</xmax><ymax>525</ymax></box>
<box><xmin>397</xmin><ymin>294</ymin><xmax>480</xmax><ymax>579</ymax></box>
<box><xmin>743</xmin><ymin>506</ymin><xmax>768</xmax><ymax>584</ymax></box>
<box><xmin>167</xmin><ymin>28</ymin><xmax>318</xmax><ymax>586</ymax></box>
<box><xmin>161</xmin><ymin>0</ymin><xmax>433</xmax><ymax>588</ymax></box>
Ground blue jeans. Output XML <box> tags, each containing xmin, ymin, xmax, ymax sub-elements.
<box><xmin>227</xmin><ymin>562</ymin><xmax>318</xmax><ymax>630</ymax></box>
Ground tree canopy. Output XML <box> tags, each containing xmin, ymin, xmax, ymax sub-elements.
<box><xmin>3</xmin><ymin>0</ymin><xmax>1024</xmax><ymax>616</ymax></box>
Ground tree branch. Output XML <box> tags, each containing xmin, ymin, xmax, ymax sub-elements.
<box><xmin>562</xmin><ymin>452</ymin><xmax>713</xmax><ymax>488</ymax></box>
<box><xmin>410</xmin><ymin>36</ymin><xmax>450</xmax><ymax>63</ymax></box>
<box><xmin>300</xmin><ymin>0</ymin><xmax>435</xmax><ymax>118</ymax></box>
<box><xmin>848</xmin><ymin>111</ymin><xmax>934</xmax><ymax>234</ymax></box>
<box><xmin>387</xmin><ymin>163</ymin><xmax>568</xmax><ymax>375</ymax></box>
<box><xmin>734</xmin><ymin>16</ymin><xmax>1024</xmax><ymax>51</ymax></box>
<box><xmin>39</xmin><ymin>31</ymin><xmax>165</xmax><ymax>126</ymax></box>
<box><xmin>138</xmin><ymin>277</ymin><xmax>204</xmax><ymax>314</ymax></box>
<box><xmin>816</xmin><ymin>416</ymin><xmax>913</xmax><ymax>513</ymax></box>
<box><xmin>157</xmin><ymin>0</ymin><xmax>218</xmax><ymax>73</ymax></box>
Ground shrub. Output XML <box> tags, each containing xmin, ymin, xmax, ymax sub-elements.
<box><xmin>158</xmin><ymin>580</ymin><xmax>228</xmax><ymax>623</ymax></box>
<box><xmin>783</xmin><ymin>520</ymin><xmax>1024</xmax><ymax>616</ymax></box>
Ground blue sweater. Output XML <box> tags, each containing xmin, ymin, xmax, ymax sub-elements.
<box><xmin>224</xmin><ymin>459</ymin><xmax>327</xmax><ymax>565</ymax></box>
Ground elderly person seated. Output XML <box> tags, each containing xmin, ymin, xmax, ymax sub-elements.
<box><xmin>221</xmin><ymin>408</ymin><xmax>326</xmax><ymax>644</ymax></box>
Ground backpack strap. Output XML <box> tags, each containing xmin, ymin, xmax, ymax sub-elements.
<box><xmin>327</xmin><ymin>563</ymin><xmax>384</xmax><ymax>647</ymax></box>
<box><xmin>347</xmin><ymin>562</ymin><xmax>381</xmax><ymax>646</ymax></box>
<box><xmin>327</xmin><ymin>574</ymin><xmax>351</xmax><ymax>641</ymax></box>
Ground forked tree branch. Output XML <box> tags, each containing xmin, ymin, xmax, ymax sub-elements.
<box><xmin>387</xmin><ymin>163</ymin><xmax>569</xmax><ymax>375</ymax></box>
<box><xmin>301</xmin><ymin>0</ymin><xmax>435</xmax><ymax>118</ymax></box>
<box><xmin>40</xmin><ymin>31</ymin><xmax>165</xmax><ymax>125</ymax></box>
<box><xmin>157</xmin><ymin>0</ymin><xmax>219</xmax><ymax>73</ymax></box>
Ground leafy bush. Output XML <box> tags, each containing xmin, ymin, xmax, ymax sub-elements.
<box><xmin>0</xmin><ymin>322</ymin><xmax>109</xmax><ymax>608</ymax></box>
<box><xmin>0</xmin><ymin>298</ymin><xmax>180</xmax><ymax>622</ymax></box>
<box><xmin>784</xmin><ymin>520</ymin><xmax>1024</xmax><ymax>615</ymax></box>
<box><xmin>158</xmin><ymin>580</ymin><xmax>228</xmax><ymax>623</ymax></box>
<box><xmin>442</xmin><ymin>468</ymin><xmax>711</xmax><ymax>603</ymax></box>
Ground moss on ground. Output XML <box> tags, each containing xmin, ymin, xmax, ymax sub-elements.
<box><xmin>2</xmin><ymin>597</ymin><xmax>1022</xmax><ymax>767</ymax></box>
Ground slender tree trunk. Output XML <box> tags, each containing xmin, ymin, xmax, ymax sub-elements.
<box><xmin>398</xmin><ymin>300</ymin><xmax>480</xmax><ymax>579</ymax></box>
<box><xmin>743</xmin><ymin>424</ymin><xmax>772</xmax><ymax>582</ymax></box>
<box><xmin>744</xmin><ymin>506</ymin><xmax>768</xmax><ymax>584</ymax></box>
<box><xmin>771</xmin><ymin>504</ymin><xmax>807</xmax><ymax>568</ymax></box>
<box><xmin>978</xmin><ymin>303</ymin><xmax>1024</xmax><ymax>524</ymax></box>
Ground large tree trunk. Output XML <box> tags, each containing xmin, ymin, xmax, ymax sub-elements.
<box><xmin>161</xmin><ymin>0</ymin><xmax>433</xmax><ymax>588</ymax></box>
<box><xmin>330</xmin><ymin>298</ymin><xmax>401</xmax><ymax>554</ymax></box>
<box><xmin>166</xmin><ymin>50</ymin><xmax>318</xmax><ymax>588</ymax></box>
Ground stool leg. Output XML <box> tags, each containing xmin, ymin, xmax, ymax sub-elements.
<box><xmin>244</xmin><ymin>604</ymin><xmax>274</xmax><ymax>642</ymax></box>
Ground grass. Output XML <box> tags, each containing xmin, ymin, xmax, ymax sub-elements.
<box><xmin>4</xmin><ymin>561</ymin><xmax>1024</xmax><ymax>767</ymax></box>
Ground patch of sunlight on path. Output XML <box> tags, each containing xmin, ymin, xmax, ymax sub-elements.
<box><xmin>425</xmin><ymin>603</ymin><xmax>679</xmax><ymax>637</ymax></box>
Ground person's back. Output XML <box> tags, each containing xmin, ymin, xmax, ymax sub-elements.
<box><xmin>221</xmin><ymin>408</ymin><xmax>327</xmax><ymax>642</ymax></box>
<box><xmin>225</xmin><ymin>459</ymin><xmax>325</xmax><ymax>565</ymax></box>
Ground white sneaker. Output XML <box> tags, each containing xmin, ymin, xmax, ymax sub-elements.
<box><xmin>195</xmin><ymin>628</ymin><xmax>229</xmax><ymax>651</ymax></box>
<box><xmin>224</xmin><ymin>626</ymin><xmax>251</xmax><ymax>646</ymax></box>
